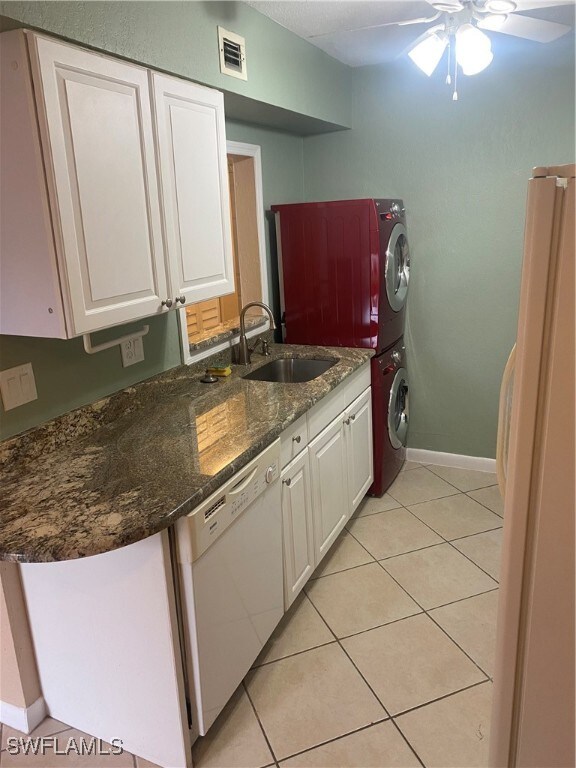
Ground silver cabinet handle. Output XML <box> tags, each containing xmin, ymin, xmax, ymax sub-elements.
<box><xmin>283</xmin><ymin>477</ymin><xmax>292</xmax><ymax>486</ymax></box>
<box><xmin>292</xmin><ymin>435</ymin><xmax>301</xmax><ymax>444</ymax></box>
<box><xmin>176</xmin><ymin>296</ymin><xmax>186</xmax><ymax>305</ymax></box>
<box><xmin>350</xmin><ymin>413</ymin><xmax>356</xmax><ymax>421</ymax></box>
<box><xmin>344</xmin><ymin>417</ymin><xmax>351</xmax><ymax>426</ymax></box>
<box><xmin>162</xmin><ymin>299</ymin><xmax>173</xmax><ymax>308</ymax></box>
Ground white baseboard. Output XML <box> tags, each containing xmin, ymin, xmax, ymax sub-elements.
<box><xmin>407</xmin><ymin>448</ymin><xmax>496</xmax><ymax>473</ymax></box>
<box><xmin>0</xmin><ymin>696</ymin><xmax>47</xmax><ymax>734</ymax></box>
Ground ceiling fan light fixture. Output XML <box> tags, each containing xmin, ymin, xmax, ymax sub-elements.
<box><xmin>456</xmin><ymin>23</ymin><xmax>493</xmax><ymax>75</ymax></box>
<box><xmin>485</xmin><ymin>0</ymin><xmax>516</xmax><ymax>13</ymax></box>
<box><xmin>481</xmin><ymin>13</ymin><xmax>508</xmax><ymax>29</ymax></box>
<box><xmin>408</xmin><ymin>33</ymin><xmax>448</xmax><ymax>76</ymax></box>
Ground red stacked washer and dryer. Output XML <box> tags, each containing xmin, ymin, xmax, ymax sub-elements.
<box><xmin>271</xmin><ymin>198</ymin><xmax>410</xmax><ymax>495</ymax></box>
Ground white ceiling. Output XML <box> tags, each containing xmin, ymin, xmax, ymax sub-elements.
<box><xmin>246</xmin><ymin>0</ymin><xmax>575</xmax><ymax>67</ymax></box>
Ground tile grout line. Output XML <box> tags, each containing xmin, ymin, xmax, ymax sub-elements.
<box><xmin>270</xmin><ymin>716</ymin><xmax>391</xmax><ymax>766</ymax></box>
<box><xmin>350</xmin><ymin>504</ymin><xmax>404</xmax><ymax>519</ymax></box>
<box><xmin>406</xmin><ymin>496</ymin><xmax>503</xmax><ymax>535</ymax></box>
<box><xmin>252</xmin><ymin>638</ymin><xmax>338</xmax><ymax>669</ymax></box>
<box><xmin>424</xmin><ymin>464</ymin><xmax>498</xmax><ymax>493</ymax></box>
<box><xmin>314</xmin><ymin>496</ymin><xmax>498</xmax><ymax>680</ymax></box>
<box><xmin>424</xmin><ymin>608</ymin><xmax>494</xmax><ymax>680</ymax></box>
<box><xmin>303</xmin><ymin>588</ymin><xmax>394</xmax><ymax>720</ymax></box>
<box><xmin>387</xmin><ymin>718</ymin><xmax>427</xmax><ymax>768</ymax></box>
<box><xmin>420</xmin><ymin>585</ymin><xmax>500</xmax><ymax>612</ymax></box>
<box><xmin>254</xmin><ymin>578</ymin><xmax>497</xmax><ymax>670</ymax></box>
<box><xmin>463</xmin><ymin>490</ymin><xmax>504</xmax><ymax>518</ymax></box>
<box><xmin>392</xmin><ymin>678</ymin><xmax>492</xmax><ymax>720</ymax></box>
<box><xmin>387</xmin><ymin>488</ymin><xmax>461</xmax><ymax>508</ymax></box>
<box><xmin>448</xmin><ymin>525</ymin><xmax>503</xmax><ymax>543</ymax></box>
<box><xmin>446</xmin><ymin>541</ymin><xmax>499</xmax><ymax>584</ymax></box>
<box><xmin>242</xmin><ymin>680</ymin><xmax>281</xmax><ymax>768</ymax></box>
<box><xmin>346</xmin><ymin>507</ymin><xmax>501</xmax><ymax>580</ymax></box>
<box><xmin>372</xmin><ymin>556</ymin><xmax>494</xmax><ymax>682</ymax></box>
<box><xmin>400</xmin><ymin>505</ymin><xmax>501</xmax><ymax>584</ymax></box>
<box><xmin>294</xmin><ymin>590</ymin><xmax>491</xmax><ymax>764</ymax></box>
<box><xmin>310</xmin><ymin>553</ymin><xmax>378</xmax><ymax>581</ymax></box>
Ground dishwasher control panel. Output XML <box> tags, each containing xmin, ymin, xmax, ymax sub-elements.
<box><xmin>177</xmin><ymin>439</ymin><xmax>281</xmax><ymax>562</ymax></box>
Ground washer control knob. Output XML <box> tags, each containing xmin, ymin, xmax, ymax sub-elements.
<box><xmin>265</xmin><ymin>466</ymin><xmax>275</xmax><ymax>484</ymax></box>
<box><xmin>392</xmin><ymin>350</ymin><xmax>402</xmax><ymax>365</ymax></box>
<box><xmin>390</xmin><ymin>202</ymin><xmax>401</xmax><ymax>216</ymax></box>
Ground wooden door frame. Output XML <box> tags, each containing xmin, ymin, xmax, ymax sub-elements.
<box><xmin>179</xmin><ymin>141</ymin><xmax>269</xmax><ymax>364</ymax></box>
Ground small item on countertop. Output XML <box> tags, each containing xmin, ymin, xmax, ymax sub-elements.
<box><xmin>205</xmin><ymin>366</ymin><xmax>232</xmax><ymax>377</ymax></box>
<box><xmin>200</xmin><ymin>371</ymin><xmax>218</xmax><ymax>384</ymax></box>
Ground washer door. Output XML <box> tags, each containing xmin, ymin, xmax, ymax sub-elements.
<box><xmin>388</xmin><ymin>367</ymin><xmax>409</xmax><ymax>449</ymax></box>
<box><xmin>385</xmin><ymin>224</ymin><xmax>410</xmax><ymax>312</ymax></box>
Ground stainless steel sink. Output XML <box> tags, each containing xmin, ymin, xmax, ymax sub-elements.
<box><xmin>243</xmin><ymin>357</ymin><xmax>337</xmax><ymax>383</ymax></box>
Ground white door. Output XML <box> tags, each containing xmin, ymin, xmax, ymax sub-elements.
<box><xmin>309</xmin><ymin>416</ymin><xmax>349</xmax><ymax>563</ymax></box>
<box><xmin>27</xmin><ymin>34</ymin><xmax>169</xmax><ymax>335</ymax></box>
<box><xmin>345</xmin><ymin>387</ymin><xmax>374</xmax><ymax>513</ymax></box>
<box><xmin>151</xmin><ymin>73</ymin><xmax>234</xmax><ymax>305</ymax></box>
<box><xmin>281</xmin><ymin>449</ymin><xmax>315</xmax><ymax>609</ymax></box>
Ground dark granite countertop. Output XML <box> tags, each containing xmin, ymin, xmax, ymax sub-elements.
<box><xmin>0</xmin><ymin>344</ymin><xmax>373</xmax><ymax>563</ymax></box>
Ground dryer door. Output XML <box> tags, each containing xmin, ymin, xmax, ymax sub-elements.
<box><xmin>385</xmin><ymin>224</ymin><xmax>410</xmax><ymax>312</ymax></box>
<box><xmin>388</xmin><ymin>367</ymin><xmax>409</xmax><ymax>449</ymax></box>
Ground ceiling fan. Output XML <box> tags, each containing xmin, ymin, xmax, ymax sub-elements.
<box><xmin>314</xmin><ymin>1</ymin><xmax>574</xmax><ymax>99</ymax></box>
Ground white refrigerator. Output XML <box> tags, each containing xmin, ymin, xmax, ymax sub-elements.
<box><xmin>491</xmin><ymin>165</ymin><xmax>575</xmax><ymax>767</ymax></box>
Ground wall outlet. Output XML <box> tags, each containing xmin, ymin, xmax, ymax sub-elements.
<box><xmin>121</xmin><ymin>336</ymin><xmax>145</xmax><ymax>367</ymax></box>
<box><xmin>0</xmin><ymin>363</ymin><xmax>38</xmax><ymax>411</ymax></box>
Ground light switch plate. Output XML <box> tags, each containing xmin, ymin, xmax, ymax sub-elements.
<box><xmin>0</xmin><ymin>363</ymin><xmax>38</xmax><ymax>411</ymax></box>
<box><xmin>121</xmin><ymin>336</ymin><xmax>145</xmax><ymax>367</ymax></box>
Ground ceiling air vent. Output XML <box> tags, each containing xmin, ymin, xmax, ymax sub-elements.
<box><xmin>218</xmin><ymin>27</ymin><xmax>247</xmax><ymax>81</ymax></box>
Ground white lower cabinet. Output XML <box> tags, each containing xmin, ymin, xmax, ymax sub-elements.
<box><xmin>345</xmin><ymin>387</ymin><xmax>374</xmax><ymax>512</ymax></box>
<box><xmin>308</xmin><ymin>415</ymin><xmax>350</xmax><ymax>564</ymax></box>
<box><xmin>279</xmin><ymin>366</ymin><xmax>373</xmax><ymax>610</ymax></box>
<box><xmin>281</xmin><ymin>449</ymin><xmax>315</xmax><ymax>608</ymax></box>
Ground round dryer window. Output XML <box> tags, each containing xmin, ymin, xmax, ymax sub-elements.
<box><xmin>388</xmin><ymin>367</ymin><xmax>409</xmax><ymax>449</ymax></box>
<box><xmin>385</xmin><ymin>224</ymin><xmax>410</xmax><ymax>312</ymax></box>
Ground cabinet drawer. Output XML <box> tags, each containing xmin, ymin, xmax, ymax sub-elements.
<box><xmin>307</xmin><ymin>362</ymin><xmax>371</xmax><ymax>441</ymax></box>
<box><xmin>280</xmin><ymin>414</ymin><xmax>309</xmax><ymax>468</ymax></box>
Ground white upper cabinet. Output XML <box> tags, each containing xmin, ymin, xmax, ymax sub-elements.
<box><xmin>0</xmin><ymin>30</ymin><xmax>233</xmax><ymax>339</ymax></box>
<box><xmin>151</xmin><ymin>74</ymin><xmax>234</xmax><ymax>305</ymax></box>
<box><xmin>28</xmin><ymin>33</ymin><xmax>169</xmax><ymax>335</ymax></box>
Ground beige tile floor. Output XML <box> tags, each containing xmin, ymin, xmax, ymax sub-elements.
<box><xmin>0</xmin><ymin>463</ymin><xmax>503</xmax><ymax>768</ymax></box>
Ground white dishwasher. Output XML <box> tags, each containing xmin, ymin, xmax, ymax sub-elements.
<box><xmin>175</xmin><ymin>439</ymin><xmax>283</xmax><ymax>737</ymax></box>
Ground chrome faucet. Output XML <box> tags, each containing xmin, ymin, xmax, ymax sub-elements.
<box><xmin>234</xmin><ymin>302</ymin><xmax>276</xmax><ymax>365</ymax></box>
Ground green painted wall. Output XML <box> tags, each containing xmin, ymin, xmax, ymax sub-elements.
<box><xmin>0</xmin><ymin>1</ymin><xmax>352</xmax><ymax>129</ymax></box>
<box><xmin>303</xmin><ymin>36</ymin><xmax>575</xmax><ymax>458</ymax></box>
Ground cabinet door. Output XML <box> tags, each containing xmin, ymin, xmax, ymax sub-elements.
<box><xmin>281</xmin><ymin>450</ymin><xmax>315</xmax><ymax>609</ymax></box>
<box><xmin>27</xmin><ymin>34</ymin><xmax>169</xmax><ymax>335</ymax></box>
<box><xmin>345</xmin><ymin>387</ymin><xmax>374</xmax><ymax>514</ymax></box>
<box><xmin>151</xmin><ymin>73</ymin><xmax>234</xmax><ymax>305</ymax></box>
<box><xmin>309</xmin><ymin>416</ymin><xmax>349</xmax><ymax>563</ymax></box>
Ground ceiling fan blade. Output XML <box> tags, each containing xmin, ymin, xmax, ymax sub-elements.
<box><xmin>477</xmin><ymin>13</ymin><xmax>572</xmax><ymax>41</ymax></box>
<box><xmin>503</xmin><ymin>1</ymin><xmax>575</xmax><ymax>10</ymax></box>
<box><xmin>308</xmin><ymin>12</ymin><xmax>441</xmax><ymax>40</ymax></box>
